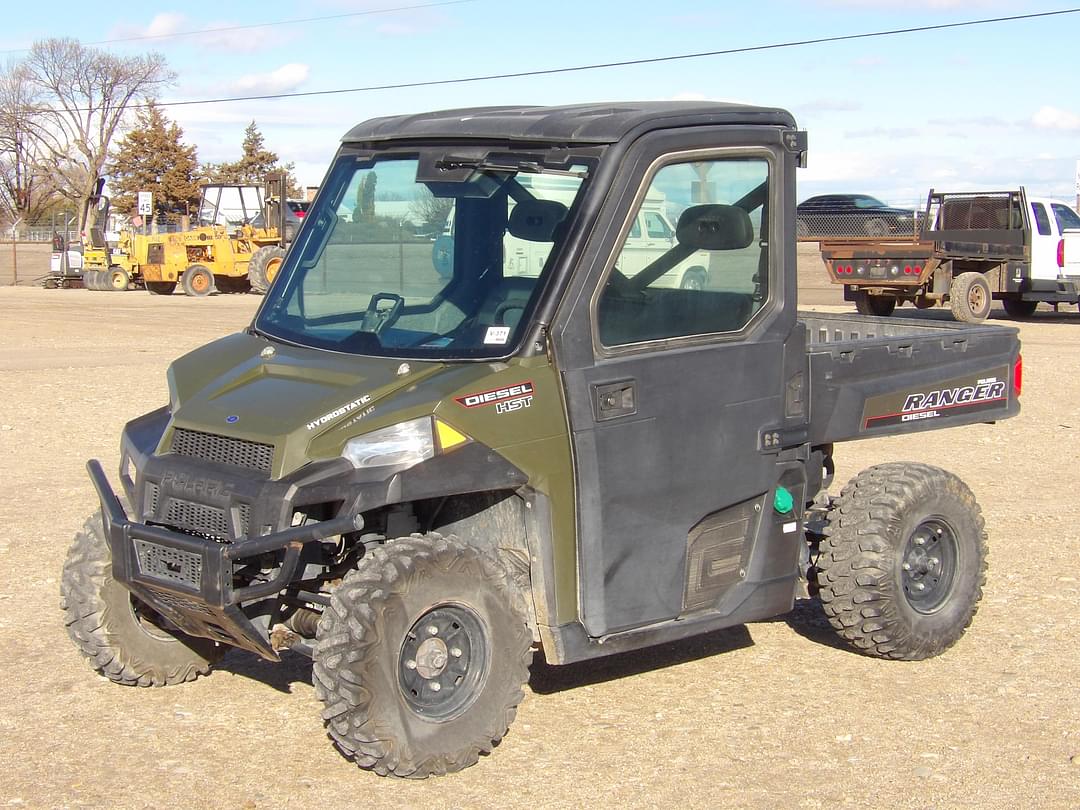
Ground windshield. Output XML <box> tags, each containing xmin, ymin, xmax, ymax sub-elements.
<box><xmin>255</xmin><ymin>152</ymin><xmax>588</xmax><ymax>358</ymax></box>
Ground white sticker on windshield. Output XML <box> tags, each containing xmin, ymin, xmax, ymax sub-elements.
<box><xmin>484</xmin><ymin>326</ymin><xmax>511</xmax><ymax>345</ymax></box>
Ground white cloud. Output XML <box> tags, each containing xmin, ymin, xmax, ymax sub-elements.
<box><xmin>796</xmin><ymin>98</ymin><xmax>863</xmax><ymax>114</ymax></box>
<box><xmin>231</xmin><ymin>64</ymin><xmax>311</xmax><ymax>96</ymax></box>
<box><xmin>143</xmin><ymin>12</ymin><xmax>186</xmax><ymax>37</ymax></box>
<box><xmin>1032</xmin><ymin>106</ymin><xmax>1080</xmax><ymax>132</ymax></box>
<box><xmin>108</xmin><ymin>12</ymin><xmax>289</xmax><ymax>53</ymax></box>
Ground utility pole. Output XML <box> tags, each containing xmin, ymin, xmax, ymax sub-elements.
<box><xmin>1075</xmin><ymin>159</ymin><xmax>1080</xmax><ymax>213</ymax></box>
<box><xmin>10</xmin><ymin>218</ymin><xmax>22</xmax><ymax>286</ymax></box>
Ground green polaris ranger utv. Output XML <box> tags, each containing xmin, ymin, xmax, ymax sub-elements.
<box><xmin>62</xmin><ymin>102</ymin><xmax>1022</xmax><ymax>778</ymax></box>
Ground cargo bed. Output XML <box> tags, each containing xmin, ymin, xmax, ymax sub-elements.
<box><xmin>801</xmin><ymin>312</ymin><xmax>1021</xmax><ymax>444</ymax></box>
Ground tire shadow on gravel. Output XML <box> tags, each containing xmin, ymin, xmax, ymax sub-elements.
<box><xmin>777</xmin><ymin>596</ymin><xmax>852</xmax><ymax>653</ymax></box>
<box><xmin>216</xmin><ymin>648</ymin><xmax>313</xmax><ymax>693</ymax></box>
<box><xmin>528</xmin><ymin>625</ymin><xmax>753</xmax><ymax>695</ymax></box>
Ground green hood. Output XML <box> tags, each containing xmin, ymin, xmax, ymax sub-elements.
<box><xmin>167</xmin><ymin>333</ymin><xmax>444</xmax><ymax>476</ymax></box>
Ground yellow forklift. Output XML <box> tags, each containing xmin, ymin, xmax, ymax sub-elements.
<box><xmin>83</xmin><ymin>173</ymin><xmax>290</xmax><ymax>296</ymax></box>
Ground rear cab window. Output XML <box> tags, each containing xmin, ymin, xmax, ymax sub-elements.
<box><xmin>1051</xmin><ymin>203</ymin><xmax>1080</xmax><ymax>233</ymax></box>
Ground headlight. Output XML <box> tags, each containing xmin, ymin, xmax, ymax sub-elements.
<box><xmin>341</xmin><ymin>416</ymin><xmax>435</xmax><ymax>470</ymax></box>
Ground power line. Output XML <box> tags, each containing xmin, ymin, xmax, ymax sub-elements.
<box><xmin>135</xmin><ymin>7</ymin><xmax>1080</xmax><ymax>110</ymax></box>
<box><xmin>0</xmin><ymin>0</ymin><xmax>478</xmax><ymax>55</ymax></box>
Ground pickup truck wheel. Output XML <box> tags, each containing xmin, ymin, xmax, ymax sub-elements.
<box><xmin>853</xmin><ymin>291</ymin><xmax>896</xmax><ymax>317</ymax></box>
<box><xmin>1002</xmin><ymin>297</ymin><xmax>1037</xmax><ymax>318</ymax></box>
<box><xmin>817</xmin><ymin>463</ymin><xmax>987</xmax><ymax>660</ymax></box>
<box><xmin>949</xmin><ymin>272</ymin><xmax>992</xmax><ymax>323</ymax></box>
<box><xmin>314</xmin><ymin>534</ymin><xmax>532</xmax><ymax>778</ymax></box>
<box><xmin>60</xmin><ymin>511</ymin><xmax>224</xmax><ymax>686</ymax></box>
<box><xmin>679</xmin><ymin>267</ymin><xmax>707</xmax><ymax>291</ymax></box>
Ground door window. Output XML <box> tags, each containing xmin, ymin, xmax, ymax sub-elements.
<box><xmin>644</xmin><ymin>211</ymin><xmax>673</xmax><ymax>239</ymax></box>
<box><xmin>596</xmin><ymin>157</ymin><xmax>769</xmax><ymax>347</ymax></box>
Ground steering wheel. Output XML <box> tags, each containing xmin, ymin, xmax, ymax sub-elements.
<box><xmin>492</xmin><ymin>300</ymin><xmax>527</xmax><ymax>326</ymax></box>
<box><xmin>360</xmin><ymin>292</ymin><xmax>405</xmax><ymax>334</ymax></box>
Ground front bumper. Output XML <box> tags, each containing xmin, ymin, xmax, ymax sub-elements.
<box><xmin>89</xmin><ymin>459</ymin><xmax>360</xmax><ymax>660</ymax></box>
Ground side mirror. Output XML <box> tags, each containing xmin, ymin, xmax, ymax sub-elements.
<box><xmin>676</xmin><ymin>204</ymin><xmax>754</xmax><ymax>251</ymax></box>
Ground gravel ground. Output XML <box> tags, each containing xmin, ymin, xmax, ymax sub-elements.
<box><xmin>1</xmin><ymin>285</ymin><xmax>1078</xmax><ymax>809</ymax></box>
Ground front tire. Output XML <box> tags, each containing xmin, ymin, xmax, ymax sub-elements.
<box><xmin>60</xmin><ymin>512</ymin><xmax>223</xmax><ymax>686</ymax></box>
<box><xmin>314</xmin><ymin>534</ymin><xmax>532</xmax><ymax>778</ymax></box>
<box><xmin>679</xmin><ymin>267</ymin><xmax>707</xmax><ymax>291</ymax></box>
<box><xmin>816</xmin><ymin>463</ymin><xmax>988</xmax><ymax>660</ymax></box>
<box><xmin>949</xmin><ymin>272</ymin><xmax>991</xmax><ymax>323</ymax></box>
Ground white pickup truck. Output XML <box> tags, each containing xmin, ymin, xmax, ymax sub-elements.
<box><xmin>437</xmin><ymin>182</ymin><xmax>710</xmax><ymax>290</ymax></box>
<box><xmin>819</xmin><ymin>188</ymin><xmax>1080</xmax><ymax>322</ymax></box>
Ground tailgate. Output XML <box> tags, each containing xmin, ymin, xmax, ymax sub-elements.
<box><xmin>803</xmin><ymin>313</ymin><xmax>1020</xmax><ymax>444</ymax></box>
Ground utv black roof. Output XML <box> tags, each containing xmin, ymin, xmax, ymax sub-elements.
<box><xmin>342</xmin><ymin>101</ymin><xmax>796</xmax><ymax>145</ymax></box>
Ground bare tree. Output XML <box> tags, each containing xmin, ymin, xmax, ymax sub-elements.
<box><xmin>19</xmin><ymin>38</ymin><xmax>174</xmax><ymax>232</ymax></box>
<box><xmin>0</xmin><ymin>63</ymin><xmax>58</xmax><ymax>228</ymax></box>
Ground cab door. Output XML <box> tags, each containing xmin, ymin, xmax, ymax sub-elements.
<box><xmin>551</xmin><ymin>131</ymin><xmax>806</xmax><ymax>637</ymax></box>
<box><xmin>1029</xmin><ymin>201</ymin><xmax>1057</xmax><ymax>281</ymax></box>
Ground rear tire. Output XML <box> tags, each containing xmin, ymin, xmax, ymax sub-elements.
<box><xmin>853</xmin><ymin>291</ymin><xmax>896</xmax><ymax>317</ymax></box>
<box><xmin>181</xmin><ymin>264</ymin><xmax>214</xmax><ymax>297</ymax></box>
<box><xmin>248</xmin><ymin>245</ymin><xmax>286</xmax><ymax>294</ymax></box>
<box><xmin>314</xmin><ymin>534</ymin><xmax>532</xmax><ymax>778</ymax></box>
<box><xmin>1002</xmin><ymin>297</ymin><xmax>1037</xmax><ymax>318</ymax></box>
<box><xmin>949</xmin><ymin>272</ymin><xmax>991</xmax><ymax>323</ymax></box>
<box><xmin>816</xmin><ymin>463</ymin><xmax>987</xmax><ymax>660</ymax></box>
<box><xmin>60</xmin><ymin>512</ymin><xmax>223</xmax><ymax>686</ymax></box>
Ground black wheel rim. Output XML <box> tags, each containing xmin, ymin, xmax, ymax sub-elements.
<box><xmin>398</xmin><ymin>604</ymin><xmax>488</xmax><ymax>721</ymax></box>
<box><xmin>901</xmin><ymin>518</ymin><xmax>959</xmax><ymax>613</ymax></box>
<box><xmin>129</xmin><ymin>594</ymin><xmax>177</xmax><ymax>642</ymax></box>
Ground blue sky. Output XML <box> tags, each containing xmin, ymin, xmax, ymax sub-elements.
<box><xmin>3</xmin><ymin>0</ymin><xmax>1079</xmax><ymax>207</ymax></box>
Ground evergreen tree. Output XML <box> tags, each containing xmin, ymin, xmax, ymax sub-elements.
<box><xmin>107</xmin><ymin>101</ymin><xmax>200</xmax><ymax>216</ymax></box>
<box><xmin>204</xmin><ymin>121</ymin><xmax>302</xmax><ymax>196</ymax></box>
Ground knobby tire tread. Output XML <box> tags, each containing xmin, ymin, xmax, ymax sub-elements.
<box><xmin>817</xmin><ymin>463</ymin><xmax>988</xmax><ymax>660</ymax></box>
<box><xmin>313</xmin><ymin>533</ymin><xmax>532</xmax><ymax>778</ymax></box>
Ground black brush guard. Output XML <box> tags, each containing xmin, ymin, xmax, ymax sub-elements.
<box><xmin>87</xmin><ymin>459</ymin><xmax>361</xmax><ymax>661</ymax></box>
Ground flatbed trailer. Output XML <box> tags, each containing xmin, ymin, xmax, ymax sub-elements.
<box><xmin>820</xmin><ymin>188</ymin><xmax>1080</xmax><ymax>322</ymax></box>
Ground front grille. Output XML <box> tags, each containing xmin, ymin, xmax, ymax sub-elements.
<box><xmin>171</xmin><ymin>428</ymin><xmax>274</xmax><ymax>474</ymax></box>
<box><xmin>164</xmin><ymin>499</ymin><xmax>229</xmax><ymax>540</ymax></box>
<box><xmin>134</xmin><ymin>539</ymin><xmax>203</xmax><ymax>589</ymax></box>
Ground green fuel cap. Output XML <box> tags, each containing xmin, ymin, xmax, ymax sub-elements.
<box><xmin>773</xmin><ymin>486</ymin><xmax>794</xmax><ymax>514</ymax></box>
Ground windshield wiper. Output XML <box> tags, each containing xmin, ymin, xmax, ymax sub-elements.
<box><xmin>436</xmin><ymin>158</ymin><xmax>588</xmax><ymax>179</ymax></box>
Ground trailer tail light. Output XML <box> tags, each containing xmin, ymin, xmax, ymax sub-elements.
<box><xmin>1058</xmin><ymin>239</ymin><xmax>1065</xmax><ymax>268</ymax></box>
<box><xmin>1013</xmin><ymin>354</ymin><xmax>1023</xmax><ymax>398</ymax></box>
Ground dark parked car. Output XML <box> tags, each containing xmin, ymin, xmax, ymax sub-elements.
<box><xmin>796</xmin><ymin>194</ymin><xmax>916</xmax><ymax>238</ymax></box>
<box><xmin>252</xmin><ymin>200</ymin><xmax>310</xmax><ymax>240</ymax></box>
